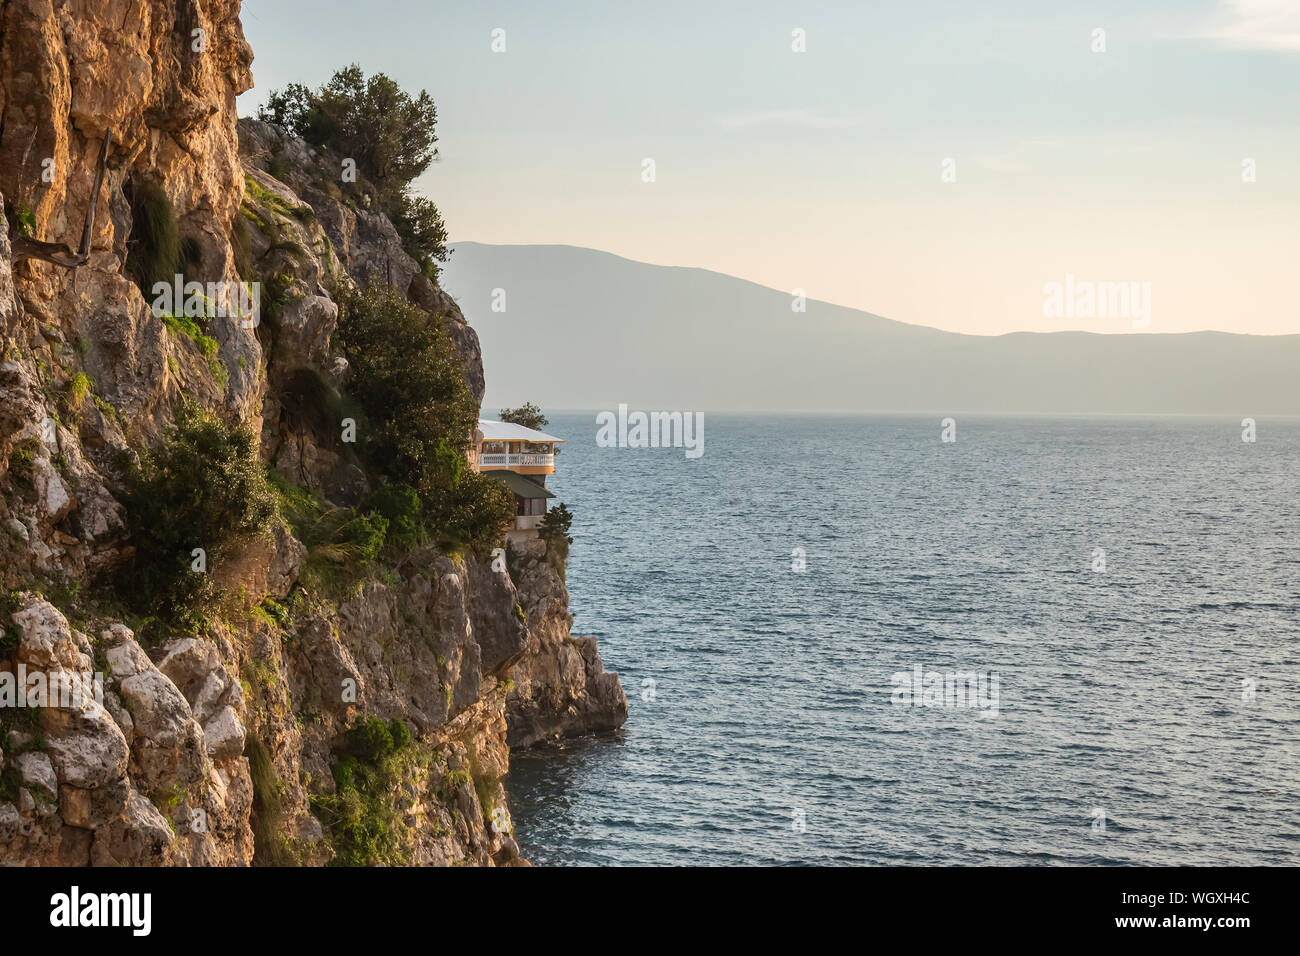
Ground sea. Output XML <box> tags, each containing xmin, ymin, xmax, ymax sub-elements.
<box><xmin>504</xmin><ymin>413</ymin><xmax>1299</xmax><ymax>865</ymax></box>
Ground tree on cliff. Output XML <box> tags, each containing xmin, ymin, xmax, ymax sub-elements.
<box><xmin>259</xmin><ymin>65</ymin><xmax>448</xmax><ymax>275</ymax></box>
<box><xmin>498</xmin><ymin>403</ymin><xmax>549</xmax><ymax>431</ymax></box>
<box><xmin>336</xmin><ymin>284</ymin><xmax>514</xmax><ymax>552</ymax></box>
<box><xmin>539</xmin><ymin>503</ymin><xmax>574</xmax><ymax>549</ymax></box>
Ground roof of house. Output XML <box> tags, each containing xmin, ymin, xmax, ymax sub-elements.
<box><xmin>477</xmin><ymin>419</ymin><xmax>565</xmax><ymax>443</ymax></box>
<box><xmin>485</xmin><ymin>470</ymin><xmax>556</xmax><ymax>499</ymax></box>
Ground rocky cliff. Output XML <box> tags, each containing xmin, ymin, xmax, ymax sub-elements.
<box><xmin>0</xmin><ymin>0</ymin><xmax>625</xmax><ymax>866</ymax></box>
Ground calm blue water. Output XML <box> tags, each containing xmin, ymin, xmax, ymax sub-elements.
<box><xmin>505</xmin><ymin>414</ymin><xmax>1300</xmax><ymax>865</ymax></box>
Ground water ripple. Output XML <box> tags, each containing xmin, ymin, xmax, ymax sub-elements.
<box><xmin>507</xmin><ymin>414</ymin><xmax>1300</xmax><ymax>865</ymax></box>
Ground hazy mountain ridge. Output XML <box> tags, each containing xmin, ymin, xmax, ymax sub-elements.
<box><xmin>443</xmin><ymin>243</ymin><xmax>1299</xmax><ymax>415</ymax></box>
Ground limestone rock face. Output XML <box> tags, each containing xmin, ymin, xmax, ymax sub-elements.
<box><xmin>0</xmin><ymin>598</ymin><xmax>250</xmax><ymax>865</ymax></box>
<box><xmin>0</xmin><ymin>2</ymin><xmax>623</xmax><ymax>868</ymax></box>
<box><xmin>505</xmin><ymin>538</ymin><xmax>629</xmax><ymax>748</ymax></box>
<box><xmin>0</xmin><ymin>0</ymin><xmax>254</xmax><ymax>589</ymax></box>
<box><xmin>285</xmin><ymin>550</ymin><xmax>529</xmax><ymax>740</ymax></box>
<box><xmin>1</xmin><ymin>0</ymin><xmax>259</xmax><ymax>419</ymax></box>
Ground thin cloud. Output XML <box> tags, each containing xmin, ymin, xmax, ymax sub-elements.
<box><xmin>1182</xmin><ymin>0</ymin><xmax>1300</xmax><ymax>52</ymax></box>
<box><xmin>718</xmin><ymin>109</ymin><xmax>858</xmax><ymax>130</ymax></box>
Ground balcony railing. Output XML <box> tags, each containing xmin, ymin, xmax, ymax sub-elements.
<box><xmin>479</xmin><ymin>452</ymin><xmax>554</xmax><ymax>468</ymax></box>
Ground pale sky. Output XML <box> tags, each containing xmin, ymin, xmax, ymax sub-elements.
<box><xmin>238</xmin><ymin>0</ymin><xmax>1300</xmax><ymax>336</ymax></box>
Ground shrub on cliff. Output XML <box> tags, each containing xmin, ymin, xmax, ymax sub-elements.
<box><xmin>319</xmin><ymin>510</ymin><xmax>388</xmax><ymax>565</ymax></box>
<box><xmin>259</xmin><ymin>65</ymin><xmax>448</xmax><ymax>273</ymax></box>
<box><xmin>389</xmin><ymin>193</ymin><xmax>449</xmax><ymax>282</ymax></box>
<box><xmin>118</xmin><ymin>400</ymin><xmax>277</xmax><ymax>633</ymax></box>
<box><xmin>313</xmin><ymin>715</ymin><xmax>418</xmax><ymax>866</ymax></box>
<box><xmin>336</xmin><ymin>285</ymin><xmax>474</xmax><ymax>471</ymax></box>
<box><xmin>124</xmin><ymin>177</ymin><xmax>202</xmax><ymax>297</ymax></box>
<box><xmin>422</xmin><ymin>467</ymin><xmax>517</xmax><ymax>556</ymax></box>
<box><xmin>343</xmin><ymin>715</ymin><xmax>410</xmax><ymax>762</ymax></box>
<box><xmin>363</xmin><ymin>482</ymin><xmax>423</xmax><ymax>550</ymax></box>
<box><xmin>269</xmin><ymin>470</ymin><xmax>390</xmax><ymax>599</ymax></box>
<box><xmin>539</xmin><ymin>502</ymin><xmax>575</xmax><ymax>573</ymax></box>
<box><xmin>335</xmin><ymin>285</ymin><xmax>514</xmax><ymax>553</ymax></box>
<box><xmin>498</xmin><ymin>402</ymin><xmax>549</xmax><ymax>431</ymax></box>
<box><xmin>539</xmin><ymin>502</ymin><xmax>574</xmax><ymax>550</ymax></box>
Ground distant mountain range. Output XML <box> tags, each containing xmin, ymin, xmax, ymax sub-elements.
<box><xmin>441</xmin><ymin>242</ymin><xmax>1300</xmax><ymax>415</ymax></box>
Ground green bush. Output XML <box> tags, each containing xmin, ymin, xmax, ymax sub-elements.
<box><xmin>335</xmin><ymin>285</ymin><xmax>475</xmax><ymax>475</ymax></box>
<box><xmin>539</xmin><ymin>502</ymin><xmax>574</xmax><ymax>550</ymax></box>
<box><xmin>119</xmin><ymin>400</ymin><xmax>277</xmax><ymax>633</ymax></box>
<box><xmin>335</xmin><ymin>285</ymin><xmax>513</xmax><ymax>554</ymax></box>
<box><xmin>363</xmin><ymin>482</ymin><xmax>423</xmax><ymax>551</ymax></box>
<box><xmin>422</xmin><ymin>470</ymin><xmax>515</xmax><ymax>556</ymax></box>
<box><xmin>335</xmin><ymin>511</ymin><xmax>387</xmax><ymax>563</ymax></box>
<box><xmin>299</xmin><ymin>507</ymin><xmax>386</xmax><ymax>569</ymax></box>
<box><xmin>539</xmin><ymin>502</ymin><xmax>575</xmax><ymax>575</ymax></box>
<box><xmin>389</xmin><ymin>717</ymin><xmax>412</xmax><ymax>750</ymax></box>
<box><xmin>389</xmin><ymin>193</ymin><xmax>448</xmax><ymax>280</ymax></box>
<box><xmin>343</xmin><ymin>715</ymin><xmax>401</xmax><ymax>762</ymax></box>
<box><xmin>498</xmin><ymin>402</ymin><xmax>548</xmax><ymax>431</ymax></box>
<box><xmin>313</xmin><ymin>715</ymin><xmax>416</xmax><ymax>866</ymax></box>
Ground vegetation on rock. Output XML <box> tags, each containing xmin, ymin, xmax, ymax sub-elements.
<box><xmin>362</xmin><ymin>482</ymin><xmax>423</xmax><ymax>551</ymax></box>
<box><xmin>259</xmin><ymin>65</ymin><xmax>449</xmax><ymax>275</ymax></box>
<box><xmin>248</xmin><ymin>734</ymin><xmax>301</xmax><ymax>866</ymax></box>
<box><xmin>269</xmin><ymin>471</ymin><xmax>388</xmax><ymax>599</ymax></box>
<box><xmin>498</xmin><ymin>402</ymin><xmax>548</xmax><ymax>431</ymax></box>
<box><xmin>335</xmin><ymin>285</ymin><xmax>513</xmax><ymax>554</ymax></box>
<box><xmin>540</xmin><ymin>502</ymin><xmax>574</xmax><ymax>552</ymax></box>
<box><xmin>124</xmin><ymin>177</ymin><xmax>201</xmax><ymax>296</ymax></box>
<box><xmin>118</xmin><ymin>400</ymin><xmax>277</xmax><ymax>636</ymax></box>
<box><xmin>312</xmin><ymin>715</ymin><xmax>418</xmax><ymax>866</ymax></box>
